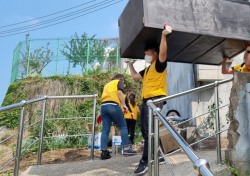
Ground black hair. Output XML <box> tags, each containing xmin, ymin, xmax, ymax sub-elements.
<box><xmin>129</xmin><ymin>93</ymin><xmax>135</xmax><ymax>99</ymax></box>
<box><xmin>144</xmin><ymin>39</ymin><xmax>159</xmax><ymax>54</ymax></box>
<box><xmin>111</xmin><ymin>74</ymin><xmax>124</xmax><ymax>81</ymax></box>
<box><xmin>129</xmin><ymin>93</ymin><xmax>136</xmax><ymax>107</ymax></box>
<box><xmin>166</xmin><ymin>110</ymin><xmax>180</xmax><ymax>117</ymax></box>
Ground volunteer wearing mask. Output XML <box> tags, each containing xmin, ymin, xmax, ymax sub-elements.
<box><xmin>125</xmin><ymin>24</ymin><xmax>172</xmax><ymax>175</ymax></box>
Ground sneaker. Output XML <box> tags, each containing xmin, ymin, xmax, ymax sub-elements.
<box><xmin>122</xmin><ymin>145</ymin><xmax>137</xmax><ymax>155</ymax></box>
<box><xmin>134</xmin><ymin>159</ymin><xmax>148</xmax><ymax>175</ymax></box>
<box><xmin>101</xmin><ymin>150</ymin><xmax>111</xmax><ymax>160</ymax></box>
<box><xmin>159</xmin><ymin>157</ymin><xmax>166</xmax><ymax>165</ymax></box>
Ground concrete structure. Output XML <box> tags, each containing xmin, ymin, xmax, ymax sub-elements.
<box><xmin>225</xmin><ymin>72</ymin><xmax>250</xmax><ymax>175</ymax></box>
<box><xmin>119</xmin><ymin>0</ymin><xmax>250</xmax><ymax>64</ymax></box>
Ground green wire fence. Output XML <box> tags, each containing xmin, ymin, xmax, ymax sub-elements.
<box><xmin>11</xmin><ymin>37</ymin><xmax>121</xmax><ymax>82</ymax></box>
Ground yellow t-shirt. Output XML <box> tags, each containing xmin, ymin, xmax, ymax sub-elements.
<box><xmin>141</xmin><ymin>61</ymin><xmax>167</xmax><ymax>99</ymax></box>
<box><xmin>124</xmin><ymin>102</ymin><xmax>139</xmax><ymax>120</ymax></box>
<box><xmin>232</xmin><ymin>63</ymin><xmax>250</xmax><ymax>72</ymax></box>
<box><xmin>101</xmin><ymin>80</ymin><xmax>120</xmax><ymax>104</ymax></box>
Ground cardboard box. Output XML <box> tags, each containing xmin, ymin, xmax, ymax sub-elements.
<box><xmin>159</xmin><ymin>126</ymin><xmax>179</xmax><ymax>153</ymax></box>
<box><xmin>86</xmin><ymin>123</ymin><xmax>99</xmax><ymax>133</ymax></box>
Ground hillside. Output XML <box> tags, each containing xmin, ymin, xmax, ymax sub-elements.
<box><xmin>0</xmin><ymin>72</ymin><xmax>142</xmax><ymax>128</ymax></box>
<box><xmin>0</xmin><ymin>72</ymin><xmax>142</xmax><ymax>175</ymax></box>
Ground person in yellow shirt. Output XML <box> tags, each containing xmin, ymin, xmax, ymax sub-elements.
<box><xmin>126</xmin><ymin>24</ymin><xmax>172</xmax><ymax>175</ymax></box>
<box><xmin>124</xmin><ymin>93</ymin><xmax>140</xmax><ymax>145</ymax></box>
<box><xmin>222</xmin><ymin>45</ymin><xmax>250</xmax><ymax>74</ymax></box>
<box><xmin>100</xmin><ymin>74</ymin><xmax>136</xmax><ymax>160</ymax></box>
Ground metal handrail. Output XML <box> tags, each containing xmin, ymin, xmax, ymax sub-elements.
<box><xmin>162</xmin><ymin>104</ymin><xmax>228</xmax><ymax>131</ymax></box>
<box><xmin>148</xmin><ymin>101</ymin><xmax>214</xmax><ymax>176</ymax></box>
<box><xmin>166</xmin><ymin>128</ymin><xmax>229</xmax><ymax>156</ymax></box>
<box><xmin>153</xmin><ymin>78</ymin><xmax>233</xmax><ymax>103</ymax></box>
<box><xmin>0</xmin><ymin>95</ymin><xmax>97</xmax><ymax>112</ymax></box>
<box><xmin>0</xmin><ymin>94</ymin><xmax>98</xmax><ymax>176</ymax></box>
<box><xmin>0</xmin><ymin>97</ymin><xmax>46</xmax><ymax>112</ymax></box>
<box><xmin>148</xmin><ymin>77</ymin><xmax>233</xmax><ymax>176</ymax></box>
<box><xmin>0</xmin><ymin>157</ymin><xmax>15</xmax><ymax>172</ymax></box>
<box><xmin>0</xmin><ymin>131</ymin><xmax>19</xmax><ymax>145</ymax></box>
<box><xmin>0</xmin><ymin>119</ymin><xmax>43</xmax><ymax>145</ymax></box>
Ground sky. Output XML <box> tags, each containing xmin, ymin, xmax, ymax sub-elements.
<box><xmin>0</xmin><ymin>0</ymin><xmax>129</xmax><ymax>105</ymax></box>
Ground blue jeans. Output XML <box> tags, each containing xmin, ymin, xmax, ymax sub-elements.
<box><xmin>100</xmin><ymin>104</ymin><xmax>129</xmax><ymax>150</ymax></box>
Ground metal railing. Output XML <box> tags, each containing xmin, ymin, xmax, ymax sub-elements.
<box><xmin>164</xmin><ymin>104</ymin><xmax>229</xmax><ymax>157</ymax></box>
<box><xmin>0</xmin><ymin>94</ymin><xmax>98</xmax><ymax>176</ymax></box>
<box><xmin>147</xmin><ymin>77</ymin><xmax>233</xmax><ymax>176</ymax></box>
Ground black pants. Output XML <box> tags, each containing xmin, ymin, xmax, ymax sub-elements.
<box><xmin>126</xmin><ymin>119</ymin><xmax>136</xmax><ymax>144</ymax></box>
<box><xmin>141</xmin><ymin>100</ymin><xmax>164</xmax><ymax>162</ymax></box>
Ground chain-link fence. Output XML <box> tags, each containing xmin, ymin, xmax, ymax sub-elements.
<box><xmin>11</xmin><ymin>37</ymin><xmax>121</xmax><ymax>82</ymax></box>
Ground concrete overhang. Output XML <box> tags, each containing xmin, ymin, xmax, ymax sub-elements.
<box><xmin>119</xmin><ymin>0</ymin><xmax>250</xmax><ymax>65</ymax></box>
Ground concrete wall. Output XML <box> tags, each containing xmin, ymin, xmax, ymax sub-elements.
<box><xmin>225</xmin><ymin>72</ymin><xmax>250</xmax><ymax>174</ymax></box>
<box><xmin>165</xmin><ymin>53</ymin><xmax>243</xmax><ymax>138</ymax></box>
<box><xmin>162</xmin><ymin>62</ymin><xmax>195</xmax><ymax>120</ymax></box>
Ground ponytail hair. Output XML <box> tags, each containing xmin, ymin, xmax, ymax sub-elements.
<box><xmin>129</xmin><ymin>93</ymin><xmax>136</xmax><ymax>107</ymax></box>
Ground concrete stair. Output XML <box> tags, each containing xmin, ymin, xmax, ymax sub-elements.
<box><xmin>21</xmin><ymin>150</ymin><xmax>231</xmax><ymax>176</ymax></box>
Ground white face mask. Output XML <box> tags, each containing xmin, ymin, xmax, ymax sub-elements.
<box><xmin>144</xmin><ymin>55</ymin><xmax>153</xmax><ymax>63</ymax></box>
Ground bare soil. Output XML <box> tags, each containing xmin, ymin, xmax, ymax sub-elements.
<box><xmin>0</xmin><ymin>148</ymin><xmax>101</xmax><ymax>176</ymax></box>
<box><xmin>0</xmin><ymin>143</ymin><xmax>143</xmax><ymax>176</ymax></box>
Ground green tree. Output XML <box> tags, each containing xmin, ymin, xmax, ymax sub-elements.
<box><xmin>29</xmin><ymin>43</ymin><xmax>53</xmax><ymax>75</ymax></box>
<box><xmin>19</xmin><ymin>42</ymin><xmax>53</xmax><ymax>77</ymax></box>
<box><xmin>61</xmin><ymin>33</ymin><xmax>112</xmax><ymax>73</ymax></box>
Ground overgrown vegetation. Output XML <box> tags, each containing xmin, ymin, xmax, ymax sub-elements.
<box><xmin>0</xmin><ymin>72</ymin><xmax>142</xmax><ymax>156</ymax></box>
<box><xmin>224</xmin><ymin>160</ymin><xmax>247</xmax><ymax>176</ymax></box>
<box><xmin>206</xmin><ymin>99</ymin><xmax>229</xmax><ymax>130</ymax></box>
<box><xmin>207</xmin><ymin>100</ymin><xmax>222</xmax><ymax>130</ymax></box>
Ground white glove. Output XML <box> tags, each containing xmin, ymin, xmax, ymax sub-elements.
<box><xmin>247</xmin><ymin>46</ymin><xmax>250</xmax><ymax>51</ymax></box>
<box><xmin>162</xmin><ymin>24</ymin><xmax>172</xmax><ymax>35</ymax></box>
<box><xmin>124</xmin><ymin>59</ymin><xmax>136</xmax><ymax>65</ymax></box>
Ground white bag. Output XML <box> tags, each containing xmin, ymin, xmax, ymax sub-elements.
<box><xmin>88</xmin><ymin>132</ymin><xmax>101</xmax><ymax>150</ymax></box>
